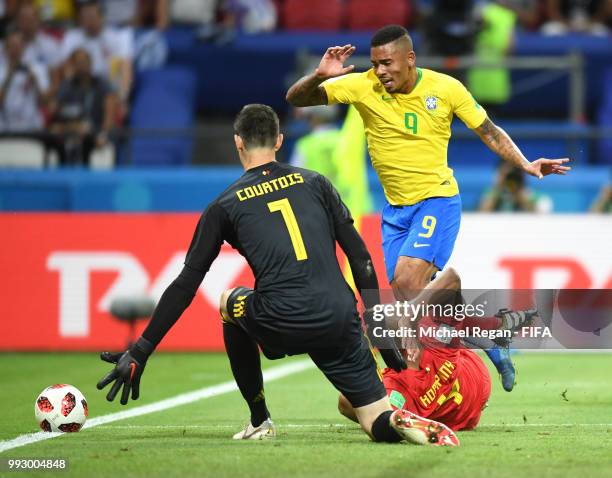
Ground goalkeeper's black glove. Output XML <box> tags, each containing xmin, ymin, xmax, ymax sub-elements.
<box><xmin>96</xmin><ymin>337</ymin><xmax>154</xmax><ymax>405</ymax></box>
<box><xmin>363</xmin><ymin>308</ymin><xmax>407</xmax><ymax>372</ymax></box>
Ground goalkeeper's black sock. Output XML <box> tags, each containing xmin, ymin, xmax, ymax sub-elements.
<box><xmin>371</xmin><ymin>410</ymin><xmax>402</xmax><ymax>443</ymax></box>
<box><xmin>223</xmin><ymin>323</ymin><xmax>270</xmax><ymax>427</ymax></box>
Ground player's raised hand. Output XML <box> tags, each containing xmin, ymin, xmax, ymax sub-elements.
<box><xmin>315</xmin><ymin>44</ymin><xmax>356</xmax><ymax>79</ymax></box>
<box><xmin>96</xmin><ymin>337</ymin><xmax>154</xmax><ymax>405</ymax></box>
<box><xmin>525</xmin><ymin>158</ymin><xmax>571</xmax><ymax>179</ymax></box>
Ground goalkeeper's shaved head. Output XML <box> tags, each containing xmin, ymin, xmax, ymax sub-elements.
<box><xmin>371</xmin><ymin>25</ymin><xmax>413</xmax><ymax>52</ymax></box>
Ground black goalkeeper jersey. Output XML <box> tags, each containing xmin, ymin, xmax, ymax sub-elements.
<box><xmin>184</xmin><ymin>161</ymin><xmax>360</xmax><ymax>350</ymax></box>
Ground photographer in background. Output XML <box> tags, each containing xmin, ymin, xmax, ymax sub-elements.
<box><xmin>47</xmin><ymin>48</ymin><xmax>117</xmax><ymax>165</ymax></box>
<box><xmin>479</xmin><ymin>162</ymin><xmax>553</xmax><ymax>212</ymax></box>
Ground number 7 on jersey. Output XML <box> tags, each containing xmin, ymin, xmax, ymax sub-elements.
<box><xmin>267</xmin><ymin>198</ymin><xmax>308</xmax><ymax>261</ymax></box>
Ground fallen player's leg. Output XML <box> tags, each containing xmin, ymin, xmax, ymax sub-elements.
<box><xmin>340</xmin><ymin>346</ymin><xmax>491</xmax><ymax>433</ymax></box>
<box><xmin>339</xmin><ymin>394</ymin><xmax>459</xmax><ymax>446</ymax></box>
<box><xmin>309</xmin><ymin>337</ymin><xmax>407</xmax><ymax>444</ymax></box>
<box><xmin>346</xmin><ymin>268</ymin><xmax>494</xmax><ymax>430</ymax></box>
<box><xmin>222</xmin><ymin>287</ymin><xmax>459</xmax><ymax>446</ymax></box>
<box><xmin>307</xmin><ymin>325</ymin><xmax>459</xmax><ymax>445</ymax></box>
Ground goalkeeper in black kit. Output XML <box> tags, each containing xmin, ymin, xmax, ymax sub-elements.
<box><xmin>97</xmin><ymin>104</ymin><xmax>459</xmax><ymax>446</ymax></box>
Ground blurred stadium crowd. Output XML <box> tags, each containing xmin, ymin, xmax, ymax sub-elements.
<box><xmin>0</xmin><ymin>0</ymin><xmax>609</xmax><ymax>213</ymax></box>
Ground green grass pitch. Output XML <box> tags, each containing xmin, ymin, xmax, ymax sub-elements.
<box><xmin>1</xmin><ymin>352</ymin><xmax>611</xmax><ymax>478</ymax></box>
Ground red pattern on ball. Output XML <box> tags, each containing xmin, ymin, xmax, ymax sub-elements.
<box><xmin>58</xmin><ymin>423</ymin><xmax>82</xmax><ymax>433</ymax></box>
<box><xmin>61</xmin><ymin>392</ymin><xmax>76</xmax><ymax>417</ymax></box>
<box><xmin>37</xmin><ymin>396</ymin><xmax>54</xmax><ymax>412</ymax></box>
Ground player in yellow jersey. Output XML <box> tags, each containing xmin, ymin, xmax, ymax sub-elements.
<box><xmin>286</xmin><ymin>25</ymin><xmax>570</xmax><ymax>386</ymax></box>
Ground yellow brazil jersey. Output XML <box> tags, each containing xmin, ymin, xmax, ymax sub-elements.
<box><xmin>322</xmin><ymin>68</ymin><xmax>487</xmax><ymax>205</ymax></box>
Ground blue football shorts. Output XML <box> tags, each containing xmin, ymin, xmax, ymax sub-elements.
<box><xmin>381</xmin><ymin>194</ymin><xmax>462</xmax><ymax>283</ymax></box>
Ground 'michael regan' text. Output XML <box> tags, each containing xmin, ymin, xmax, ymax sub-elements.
<box><xmin>372</xmin><ymin>326</ymin><xmax>512</xmax><ymax>340</ymax></box>
<box><xmin>422</xmin><ymin>326</ymin><xmax>512</xmax><ymax>340</ymax></box>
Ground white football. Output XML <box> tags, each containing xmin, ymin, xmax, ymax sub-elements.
<box><xmin>34</xmin><ymin>384</ymin><xmax>88</xmax><ymax>433</ymax></box>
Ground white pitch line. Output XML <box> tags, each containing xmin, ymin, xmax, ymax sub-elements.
<box><xmin>83</xmin><ymin>423</ymin><xmax>612</xmax><ymax>430</ymax></box>
<box><xmin>0</xmin><ymin>359</ymin><xmax>314</xmax><ymax>454</ymax></box>
<box><xmin>101</xmin><ymin>424</ymin><xmax>353</xmax><ymax>429</ymax></box>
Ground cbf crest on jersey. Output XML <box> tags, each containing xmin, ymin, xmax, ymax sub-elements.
<box><xmin>425</xmin><ymin>95</ymin><xmax>438</xmax><ymax>111</ymax></box>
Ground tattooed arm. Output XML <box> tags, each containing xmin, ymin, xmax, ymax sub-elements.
<box><xmin>474</xmin><ymin>117</ymin><xmax>571</xmax><ymax>179</ymax></box>
<box><xmin>285</xmin><ymin>73</ymin><xmax>329</xmax><ymax>107</ymax></box>
<box><xmin>286</xmin><ymin>45</ymin><xmax>355</xmax><ymax>107</ymax></box>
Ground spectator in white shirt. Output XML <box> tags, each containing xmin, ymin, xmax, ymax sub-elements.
<box><xmin>0</xmin><ymin>29</ymin><xmax>49</xmax><ymax>133</ymax></box>
<box><xmin>61</xmin><ymin>1</ymin><xmax>132</xmax><ymax>106</ymax></box>
<box><xmin>98</xmin><ymin>0</ymin><xmax>168</xmax><ymax>72</ymax></box>
<box><xmin>99</xmin><ymin>0</ymin><xmax>138</xmax><ymax>27</ymax></box>
<box><xmin>98</xmin><ymin>0</ymin><xmax>169</xmax><ymax>30</ymax></box>
<box><xmin>15</xmin><ymin>2</ymin><xmax>61</xmax><ymax>94</ymax></box>
<box><xmin>170</xmin><ymin>0</ymin><xmax>219</xmax><ymax>26</ymax></box>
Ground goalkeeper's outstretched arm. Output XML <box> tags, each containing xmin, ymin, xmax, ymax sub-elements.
<box><xmin>97</xmin><ymin>203</ymin><xmax>227</xmax><ymax>404</ymax></box>
<box><xmin>141</xmin><ymin>203</ymin><xmax>230</xmax><ymax>347</ymax></box>
<box><xmin>140</xmin><ymin>265</ymin><xmax>205</xmax><ymax>347</ymax></box>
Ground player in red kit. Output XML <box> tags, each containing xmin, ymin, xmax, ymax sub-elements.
<box><xmin>381</xmin><ymin>344</ymin><xmax>492</xmax><ymax>431</ymax></box>
<box><xmin>339</xmin><ymin>267</ymin><xmax>536</xmax><ymax>431</ymax></box>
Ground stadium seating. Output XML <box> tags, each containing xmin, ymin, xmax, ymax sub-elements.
<box><xmin>596</xmin><ymin>67</ymin><xmax>612</xmax><ymax>165</ymax></box>
<box><xmin>0</xmin><ymin>139</ymin><xmax>46</xmax><ymax>168</ymax></box>
<box><xmin>89</xmin><ymin>144</ymin><xmax>115</xmax><ymax>170</ymax></box>
<box><xmin>127</xmin><ymin>67</ymin><xmax>196</xmax><ymax>167</ymax></box>
<box><xmin>282</xmin><ymin>0</ymin><xmax>344</xmax><ymax>30</ymax></box>
<box><xmin>346</xmin><ymin>0</ymin><xmax>413</xmax><ymax>31</ymax></box>
<box><xmin>160</xmin><ymin>29</ymin><xmax>612</xmax><ymax>118</ymax></box>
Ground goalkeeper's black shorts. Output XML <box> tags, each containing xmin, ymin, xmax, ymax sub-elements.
<box><xmin>223</xmin><ymin>286</ymin><xmax>387</xmax><ymax>408</ymax></box>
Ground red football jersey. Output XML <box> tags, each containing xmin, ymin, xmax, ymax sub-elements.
<box><xmin>383</xmin><ymin>347</ymin><xmax>491</xmax><ymax>431</ymax></box>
